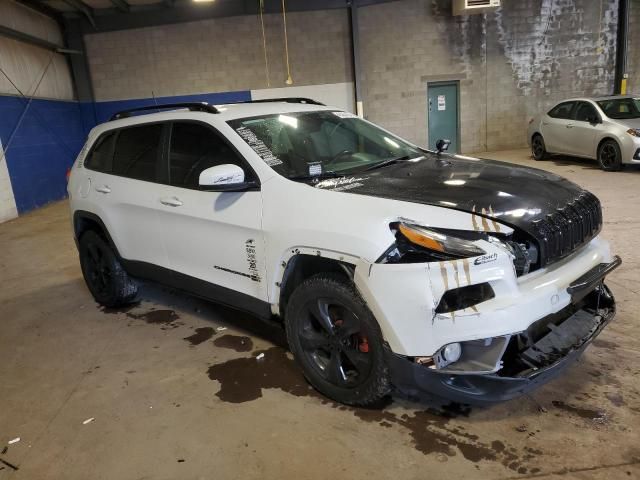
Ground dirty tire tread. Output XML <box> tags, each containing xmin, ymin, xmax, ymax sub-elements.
<box><xmin>79</xmin><ymin>230</ymin><xmax>139</xmax><ymax>308</ymax></box>
<box><xmin>285</xmin><ymin>273</ymin><xmax>390</xmax><ymax>406</ymax></box>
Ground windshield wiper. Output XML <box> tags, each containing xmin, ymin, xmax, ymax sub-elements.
<box><xmin>287</xmin><ymin>171</ymin><xmax>344</xmax><ymax>181</ymax></box>
<box><xmin>364</xmin><ymin>155</ymin><xmax>420</xmax><ymax>172</ymax></box>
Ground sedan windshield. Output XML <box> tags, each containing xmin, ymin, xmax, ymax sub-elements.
<box><xmin>227</xmin><ymin>111</ymin><xmax>423</xmax><ymax>180</ymax></box>
<box><xmin>596</xmin><ymin>98</ymin><xmax>640</xmax><ymax>119</ymax></box>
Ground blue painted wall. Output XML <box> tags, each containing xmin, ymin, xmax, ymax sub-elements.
<box><xmin>0</xmin><ymin>95</ymin><xmax>86</xmax><ymax>214</ymax></box>
<box><xmin>1</xmin><ymin>90</ymin><xmax>251</xmax><ymax>215</ymax></box>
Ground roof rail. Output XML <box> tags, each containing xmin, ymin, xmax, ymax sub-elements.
<box><xmin>109</xmin><ymin>102</ymin><xmax>219</xmax><ymax>121</ymax></box>
<box><xmin>243</xmin><ymin>97</ymin><xmax>325</xmax><ymax>106</ymax></box>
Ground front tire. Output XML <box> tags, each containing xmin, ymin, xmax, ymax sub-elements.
<box><xmin>79</xmin><ymin>230</ymin><xmax>139</xmax><ymax>307</ymax></box>
<box><xmin>285</xmin><ymin>274</ymin><xmax>390</xmax><ymax>406</ymax></box>
<box><xmin>598</xmin><ymin>139</ymin><xmax>623</xmax><ymax>171</ymax></box>
<box><xmin>531</xmin><ymin>134</ymin><xmax>548</xmax><ymax>161</ymax></box>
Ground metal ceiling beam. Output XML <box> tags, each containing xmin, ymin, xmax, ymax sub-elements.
<box><xmin>0</xmin><ymin>24</ymin><xmax>64</xmax><ymax>51</ymax></box>
<box><xmin>109</xmin><ymin>0</ymin><xmax>130</xmax><ymax>13</ymax></box>
<box><xmin>72</xmin><ymin>0</ymin><xmax>399</xmax><ymax>33</ymax></box>
<box><xmin>63</xmin><ymin>0</ymin><xmax>96</xmax><ymax>28</ymax></box>
<box><xmin>13</xmin><ymin>0</ymin><xmax>63</xmax><ymax>24</ymax></box>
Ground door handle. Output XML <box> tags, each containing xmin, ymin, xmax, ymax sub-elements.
<box><xmin>566</xmin><ymin>124</ymin><xmax>574</xmax><ymax>128</ymax></box>
<box><xmin>95</xmin><ymin>185</ymin><xmax>111</xmax><ymax>194</ymax></box>
<box><xmin>160</xmin><ymin>196</ymin><xmax>183</xmax><ymax>207</ymax></box>
<box><xmin>542</xmin><ymin>122</ymin><xmax>549</xmax><ymax>126</ymax></box>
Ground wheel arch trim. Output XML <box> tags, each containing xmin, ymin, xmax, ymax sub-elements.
<box><xmin>73</xmin><ymin>210</ymin><xmax>123</xmax><ymax>259</ymax></box>
<box><xmin>271</xmin><ymin>247</ymin><xmax>363</xmax><ymax>317</ymax></box>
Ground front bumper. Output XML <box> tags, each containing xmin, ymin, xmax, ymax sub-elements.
<box><xmin>386</xmin><ymin>280</ymin><xmax>617</xmax><ymax>405</ymax></box>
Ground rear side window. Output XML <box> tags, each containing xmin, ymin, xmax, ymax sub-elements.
<box><xmin>574</xmin><ymin>102</ymin><xmax>598</xmax><ymax>122</ymax></box>
<box><xmin>169</xmin><ymin>122</ymin><xmax>246</xmax><ymax>188</ymax></box>
<box><xmin>84</xmin><ymin>132</ymin><xmax>116</xmax><ymax>172</ymax></box>
<box><xmin>112</xmin><ymin>124</ymin><xmax>163</xmax><ymax>182</ymax></box>
<box><xmin>548</xmin><ymin>102</ymin><xmax>576</xmax><ymax>119</ymax></box>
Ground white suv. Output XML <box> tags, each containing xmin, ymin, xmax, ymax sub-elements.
<box><xmin>68</xmin><ymin>98</ymin><xmax>621</xmax><ymax>406</ymax></box>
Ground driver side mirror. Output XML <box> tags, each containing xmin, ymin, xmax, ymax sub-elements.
<box><xmin>587</xmin><ymin>115</ymin><xmax>601</xmax><ymax>125</ymax></box>
<box><xmin>199</xmin><ymin>164</ymin><xmax>258</xmax><ymax>192</ymax></box>
<box><xmin>436</xmin><ymin>139</ymin><xmax>451</xmax><ymax>153</ymax></box>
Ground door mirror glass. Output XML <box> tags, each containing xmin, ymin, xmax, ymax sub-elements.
<box><xmin>436</xmin><ymin>139</ymin><xmax>451</xmax><ymax>153</ymax></box>
<box><xmin>199</xmin><ymin>164</ymin><xmax>245</xmax><ymax>188</ymax></box>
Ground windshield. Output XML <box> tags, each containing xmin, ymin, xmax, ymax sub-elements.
<box><xmin>596</xmin><ymin>98</ymin><xmax>640</xmax><ymax>119</ymax></box>
<box><xmin>227</xmin><ymin>111</ymin><xmax>423</xmax><ymax>180</ymax></box>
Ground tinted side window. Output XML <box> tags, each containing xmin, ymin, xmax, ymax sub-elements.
<box><xmin>548</xmin><ymin>102</ymin><xmax>576</xmax><ymax>119</ymax></box>
<box><xmin>575</xmin><ymin>102</ymin><xmax>598</xmax><ymax>122</ymax></box>
<box><xmin>169</xmin><ymin>122</ymin><xmax>245</xmax><ymax>188</ymax></box>
<box><xmin>112</xmin><ymin>124</ymin><xmax>163</xmax><ymax>182</ymax></box>
<box><xmin>84</xmin><ymin>132</ymin><xmax>115</xmax><ymax>172</ymax></box>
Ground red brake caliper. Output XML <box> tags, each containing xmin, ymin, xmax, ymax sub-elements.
<box><xmin>358</xmin><ymin>336</ymin><xmax>369</xmax><ymax>353</ymax></box>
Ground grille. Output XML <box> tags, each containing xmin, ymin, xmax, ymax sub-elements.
<box><xmin>531</xmin><ymin>191</ymin><xmax>602</xmax><ymax>267</ymax></box>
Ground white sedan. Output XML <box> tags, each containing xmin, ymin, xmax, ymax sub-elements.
<box><xmin>528</xmin><ymin>95</ymin><xmax>640</xmax><ymax>171</ymax></box>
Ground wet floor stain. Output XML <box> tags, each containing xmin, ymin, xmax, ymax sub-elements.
<box><xmin>605</xmin><ymin>392</ymin><xmax>626</xmax><ymax>407</ymax></box>
<box><xmin>551</xmin><ymin>400</ymin><xmax>607</xmax><ymax>421</ymax></box>
<box><xmin>207</xmin><ymin>347</ymin><xmax>313</xmax><ymax>402</ymax></box>
<box><xmin>128</xmin><ymin>309</ymin><xmax>180</xmax><ymax>325</ymax></box>
<box><xmin>99</xmin><ymin>305</ymin><xmax>182</xmax><ymax>330</ymax></box>
<box><xmin>592</xmin><ymin>339</ymin><xmax>619</xmax><ymax>350</ymax></box>
<box><xmin>213</xmin><ymin>334</ymin><xmax>254</xmax><ymax>352</ymax></box>
<box><xmin>184</xmin><ymin>327</ymin><xmax>216</xmax><ymax>346</ymax></box>
<box><xmin>206</xmin><ymin>345</ymin><xmax>541</xmax><ymax>473</ymax></box>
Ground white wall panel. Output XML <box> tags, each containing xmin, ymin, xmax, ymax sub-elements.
<box><xmin>0</xmin><ymin>139</ymin><xmax>18</xmax><ymax>224</ymax></box>
<box><xmin>0</xmin><ymin>36</ymin><xmax>74</xmax><ymax>99</ymax></box>
<box><xmin>0</xmin><ymin>0</ymin><xmax>63</xmax><ymax>45</ymax></box>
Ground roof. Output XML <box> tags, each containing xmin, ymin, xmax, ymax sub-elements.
<box><xmin>90</xmin><ymin>100</ymin><xmax>336</xmax><ymax>137</ymax></box>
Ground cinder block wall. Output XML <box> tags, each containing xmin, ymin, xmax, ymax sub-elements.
<box><xmin>84</xmin><ymin>9</ymin><xmax>353</xmax><ymax>101</ymax></box>
<box><xmin>359</xmin><ymin>0</ymin><xmax>619</xmax><ymax>152</ymax></box>
<box><xmin>628</xmin><ymin>0</ymin><xmax>640</xmax><ymax>94</ymax></box>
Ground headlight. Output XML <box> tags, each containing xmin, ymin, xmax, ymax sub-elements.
<box><xmin>397</xmin><ymin>222</ymin><xmax>486</xmax><ymax>258</ymax></box>
<box><xmin>627</xmin><ymin>128</ymin><xmax>640</xmax><ymax>137</ymax></box>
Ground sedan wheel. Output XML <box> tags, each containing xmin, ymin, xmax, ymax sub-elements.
<box><xmin>532</xmin><ymin>135</ymin><xmax>547</xmax><ymax>161</ymax></box>
<box><xmin>598</xmin><ymin>140</ymin><xmax>623</xmax><ymax>172</ymax></box>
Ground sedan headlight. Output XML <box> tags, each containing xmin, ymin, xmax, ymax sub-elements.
<box><xmin>397</xmin><ymin>223</ymin><xmax>486</xmax><ymax>258</ymax></box>
<box><xmin>627</xmin><ymin>128</ymin><xmax>640</xmax><ymax>137</ymax></box>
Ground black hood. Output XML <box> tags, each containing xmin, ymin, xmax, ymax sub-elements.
<box><xmin>315</xmin><ymin>154</ymin><xmax>602</xmax><ymax>266</ymax></box>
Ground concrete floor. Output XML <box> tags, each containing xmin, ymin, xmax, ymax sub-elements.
<box><xmin>1</xmin><ymin>149</ymin><xmax>639</xmax><ymax>479</ymax></box>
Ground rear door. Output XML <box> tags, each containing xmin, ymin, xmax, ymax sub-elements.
<box><xmin>84</xmin><ymin>123</ymin><xmax>170</xmax><ymax>269</ymax></box>
<box><xmin>157</xmin><ymin>121</ymin><xmax>267</xmax><ymax>302</ymax></box>
<box><xmin>563</xmin><ymin>101</ymin><xmax>600</xmax><ymax>158</ymax></box>
<box><xmin>542</xmin><ymin>101</ymin><xmax>576</xmax><ymax>154</ymax></box>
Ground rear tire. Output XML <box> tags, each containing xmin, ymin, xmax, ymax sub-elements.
<box><xmin>79</xmin><ymin>230</ymin><xmax>139</xmax><ymax>307</ymax></box>
<box><xmin>531</xmin><ymin>134</ymin><xmax>547</xmax><ymax>161</ymax></box>
<box><xmin>597</xmin><ymin>140</ymin><xmax>623</xmax><ymax>171</ymax></box>
<box><xmin>285</xmin><ymin>273</ymin><xmax>390</xmax><ymax>406</ymax></box>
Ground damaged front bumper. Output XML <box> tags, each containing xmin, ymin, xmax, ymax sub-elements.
<box><xmin>386</xmin><ymin>281</ymin><xmax>617</xmax><ymax>405</ymax></box>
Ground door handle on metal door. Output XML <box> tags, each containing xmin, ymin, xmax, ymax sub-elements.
<box><xmin>566</xmin><ymin>124</ymin><xmax>574</xmax><ymax>128</ymax></box>
<box><xmin>95</xmin><ymin>185</ymin><xmax>111</xmax><ymax>194</ymax></box>
<box><xmin>160</xmin><ymin>197</ymin><xmax>183</xmax><ymax>207</ymax></box>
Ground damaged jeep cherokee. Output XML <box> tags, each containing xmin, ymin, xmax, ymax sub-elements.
<box><xmin>68</xmin><ymin>98</ymin><xmax>621</xmax><ymax>406</ymax></box>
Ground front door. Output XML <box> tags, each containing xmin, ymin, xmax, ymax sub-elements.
<box><xmin>157</xmin><ymin>121</ymin><xmax>267</xmax><ymax>303</ymax></box>
<box><xmin>428</xmin><ymin>83</ymin><xmax>459</xmax><ymax>153</ymax></box>
<box><xmin>563</xmin><ymin>101</ymin><xmax>600</xmax><ymax>158</ymax></box>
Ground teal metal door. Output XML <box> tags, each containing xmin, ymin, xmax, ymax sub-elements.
<box><xmin>428</xmin><ymin>83</ymin><xmax>459</xmax><ymax>153</ymax></box>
